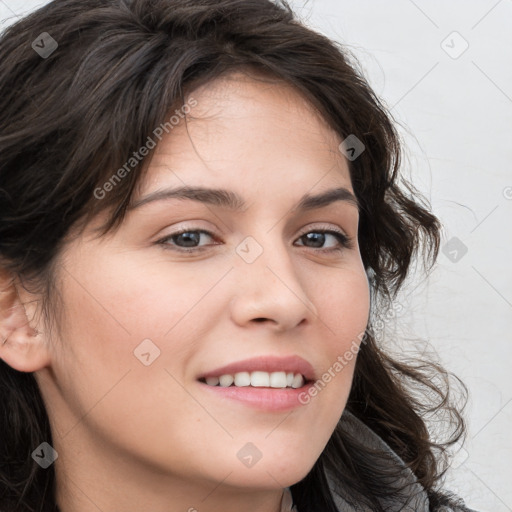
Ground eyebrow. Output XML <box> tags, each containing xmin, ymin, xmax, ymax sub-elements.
<box><xmin>128</xmin><ymin>185</ymin><xmax>359</xmax><ymax>213</ymax></box>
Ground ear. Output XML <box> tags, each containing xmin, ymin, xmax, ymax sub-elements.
<box><xmin>0</xmin><ymin>267</ymin><xmax>51</xmax><ymax>372</ymax></box>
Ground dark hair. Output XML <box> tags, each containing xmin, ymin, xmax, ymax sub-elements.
<box><xmin>0</xmin><ymin>1</ymin><xmax>469</xmax><ymax>511</ymax></box>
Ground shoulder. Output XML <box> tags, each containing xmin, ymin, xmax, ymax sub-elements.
<box><xmin>324</xmin><ymin>410</ymin><xmax>480</xmax><ymax>512</ymax></box>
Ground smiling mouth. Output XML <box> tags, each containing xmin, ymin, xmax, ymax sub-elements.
<box><xmin>198</xmin><ymin>371</ymin><xmax>310</xmax><ymax>389</ymax></box>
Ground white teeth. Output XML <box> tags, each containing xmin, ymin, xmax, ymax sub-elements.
<box><xmin>291</xmin><ymin>373</ymin><xmax>304</xmax><ymax>389</ymax></box>
<box><xmin>234</xmin><ymin>372</ymin><xmax>251</xmax><ymax>387</ymax></box>
<box><xmin>219</xmin><ymin>374</ymin><xmax>234</xmax><ymax>387</ymax></box>
<box><xmin>269</xmin><ymin>371</ymin><xmax>287</xmax><ymax>388</ymax></box>
<box><xmin>203</xmin><ymin>371</ymin><xmax>306</xmax><ymax>388</ymax></box>
<box><xmin>251</xmin><ymin>371</ymin><xmax>270</xmax><ymax>387</ymax></box>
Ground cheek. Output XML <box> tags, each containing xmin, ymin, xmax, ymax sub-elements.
<box><xmin>311</xmin><ymin>268</ymin><xmax>370</xmax><ymax>407</ymax></box>
<box><xmin>53</xmin><ymin>250</ymin><xmax>230</xmax><ymax>386</ymax></box>
<box><xmin>321</xmin><ymin>267</ymin><xmax>370</xmax><ymax>345</ymax></box>
<box><xmin>62</xmin><ymin>251</ymin><xmax>218</xmax><ymax>348</ymax></box>
<box><xmin>98</xmin><ymin>252</ymin><xmax>235</xmax><ymax>338</ymax></box>
<box><xmin>48</xmin><ymin>263</ymin><xmax>212</xmax><ymax>464</ymax></box>
<box><xmin>48</xmin><ymin>258</ymin><xmax>197</xmax><ymax>428</ymax></box>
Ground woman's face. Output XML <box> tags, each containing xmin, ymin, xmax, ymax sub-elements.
<box><xmin>35</xmin><ymin>73</ymin><xmax>370</xmax><ymax>505</ymax></box>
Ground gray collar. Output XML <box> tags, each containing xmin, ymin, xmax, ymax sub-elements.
<box><xmin>325</xmin><ymin>409</ymin><xmax>430</xmax><ymax>512</ymax></box>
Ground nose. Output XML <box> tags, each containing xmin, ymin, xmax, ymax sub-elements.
<box><xmin>229</xmin><ymin>240</ymin><xmax>318</xmax><ymax>332</ymax></box>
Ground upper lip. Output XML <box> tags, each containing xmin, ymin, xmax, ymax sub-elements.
<box><xmin>197</xmin><ymin>355</ymin><xmax>316</xmax><ymax>381</ymax></box>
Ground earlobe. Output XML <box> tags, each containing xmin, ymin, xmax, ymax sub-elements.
<box><xmin>0</xmin><ymin>326</ymin><xmax>51</xmax><ymax>373</ymax></box>
<box><xmin>0</xmin><ymin>268</ymin><xmax>51</xmax><ymax>372</ymax></box>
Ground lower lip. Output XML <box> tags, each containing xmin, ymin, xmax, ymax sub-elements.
<box><xmin>197</xmin><ymin>381</ymin><xmax>315</xmax><ymax>411</ymax></box>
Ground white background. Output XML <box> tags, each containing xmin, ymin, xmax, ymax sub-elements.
<box><xmin>1</xmin><ymin>1</ymin><xmax>511</xmax><ymax>511</ymax></box>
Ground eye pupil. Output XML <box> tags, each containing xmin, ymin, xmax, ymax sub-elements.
<box><xmin>176</xmin><ymin>232</ymin><xmax>200</xmax><ymax>247</ymax></box>
<box><xmin>304</xmin><ymin>232</ymin><xmax>325</xmax><ymax>248</ymax></box>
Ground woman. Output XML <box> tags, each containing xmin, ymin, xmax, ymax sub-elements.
<box><xmin>0</xmin><ymin>0</ymin><xmax>478</xmax><ymax>511</ymax></box>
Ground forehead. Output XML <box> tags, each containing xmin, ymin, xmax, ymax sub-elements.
<box><xmin>137</xmin><ymin>72</ymin><xmax>353</xmax><ymax>200</ymax></box>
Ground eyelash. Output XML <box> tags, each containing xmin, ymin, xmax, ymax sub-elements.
<box><xmin>156</xmin><ymin>226</ymin><xmax>355</xmax><ymax>254</ymax></box>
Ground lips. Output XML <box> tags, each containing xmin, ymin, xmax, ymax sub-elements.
<box><xmin>196</xmin><ymin>355</ymin><xmax>316</xmax><ymax>382</ymax></box>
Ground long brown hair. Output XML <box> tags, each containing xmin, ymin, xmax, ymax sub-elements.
<box><xmin>0</xmin><ymin>1</ymin><xmax>468</xmax><ymax>510</ymax></box>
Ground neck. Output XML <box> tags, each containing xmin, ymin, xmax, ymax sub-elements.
<box><xmin>52</xmin><ymin>435</ymin><xmax>288</xmax><ymax>512</ymax></box>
